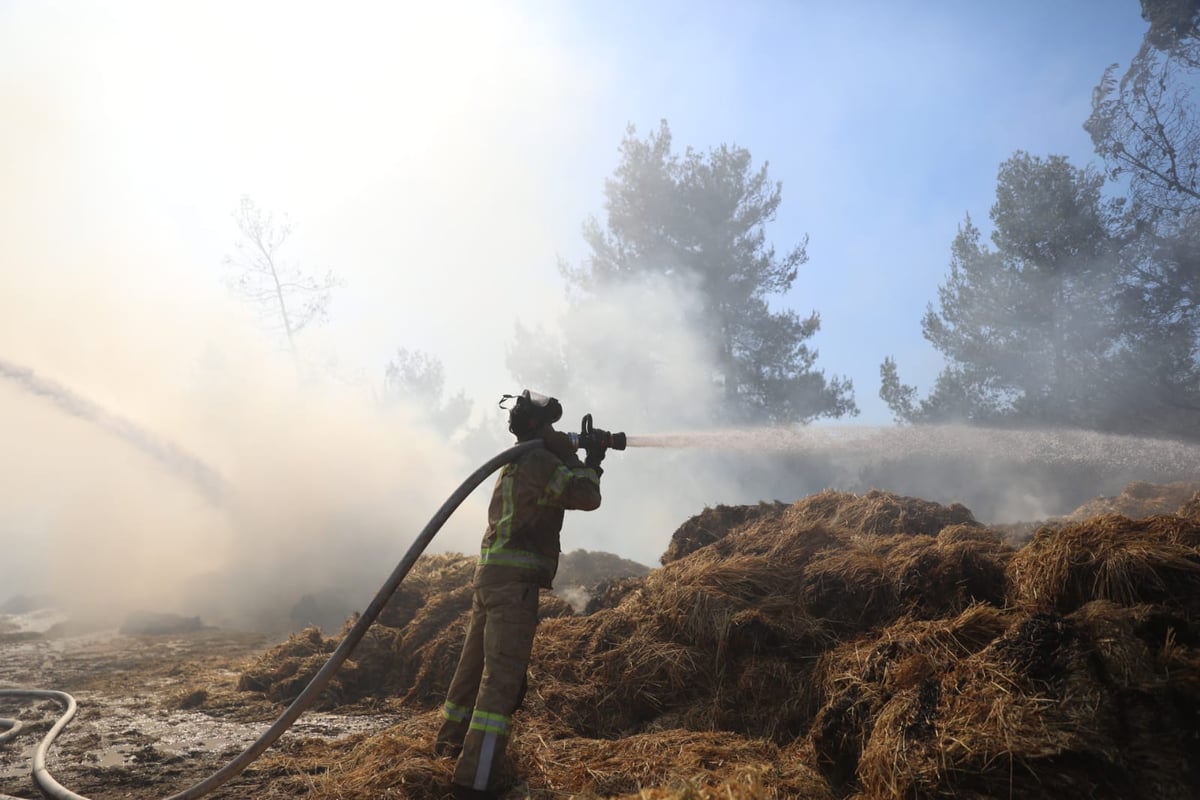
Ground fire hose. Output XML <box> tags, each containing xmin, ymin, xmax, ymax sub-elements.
<box><xmin>0</xmin><ymin>439</ymin><xmax>545</xmax><ymax>800</ymax></box>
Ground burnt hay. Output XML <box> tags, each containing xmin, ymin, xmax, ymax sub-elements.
<box><xmin>1007</xmin><ymin>513</ymin><xmax>1200</xmax><ymax>616</ymax></box>
<box><xmin>1066</xmin><ymin>480</ymin><xmax>1200</xmax><ymax>521</ymax></box>
<box><xmin>235</xmin><ymin>487</ymin><xmax>1200</xmax><ymax>799</ymax></box>
<box><xmin>660</xmin><ymin>501</ymin><xmax>789</xmax><ymax>564</ymax></box>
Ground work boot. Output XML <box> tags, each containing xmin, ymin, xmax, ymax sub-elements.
<box><xmin>450</xmin><ymin>785</ymin><xmax>497</xmax><ymax>800</ymax></box>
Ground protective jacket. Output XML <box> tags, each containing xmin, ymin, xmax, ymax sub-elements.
<box><xmin>475</xmin><ymin>444</ymin><xmax>601</xmax><ymax>589</ymax></box>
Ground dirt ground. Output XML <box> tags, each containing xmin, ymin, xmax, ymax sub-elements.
<box><xmin>0</xmin><ymin>622</ymin><xmax>406</xmax><ymax>800</ymax></box>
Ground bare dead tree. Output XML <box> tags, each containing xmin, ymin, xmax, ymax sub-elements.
<box><xmin>223</xmin><ymin>196</ymin><xmax>342</xmax><ymax>352</ymax></box>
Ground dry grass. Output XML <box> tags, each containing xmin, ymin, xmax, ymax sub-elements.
<box><xmin>1007</xmin><ymin>514</ymin><xmax>1200</xmax><ymax>615</ymax></box>
<box><xmin>1067</xmin><ymin>480</ymin><xmax>1200</xmax><ymax>521</ymax></box>
<box><xmin>841</xmin><ymin>601</ymin><xmax>1200</xmax><ymax>799</ymax></box>
<box><xmin>786</xmin><ymin>489</ymin><xmax>979</xmax><ymax>538</ymax></box>
<box><xmin>660</xmin><ymin>502</ymin><xmax>789</xmax><ymax>564</ymax></box>
<box><xmin>231</xmin><ymin>487</ymin><xmax>1200</xmax><ymax>799</ymax></box>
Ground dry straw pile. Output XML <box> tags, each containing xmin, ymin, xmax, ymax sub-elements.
<box><xmin>1066</xmin><ymin>480</ymin><xmax>1200</xmax><ymax>520</ymax></box>
<box><xmin>234</xmin><ymin>486</ymin><xmax>1200</xmax><ymax>799</ymax></box>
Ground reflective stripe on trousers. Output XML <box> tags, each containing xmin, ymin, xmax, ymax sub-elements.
<box><xmin>470</xmin><ymin>710</ymin><xmax>512</xmax><ymax>789</ymax></box>
<box><xmin>442</xmin><ymin>700</ymin><xmax>472</xmax><ymax>723</ymax></box>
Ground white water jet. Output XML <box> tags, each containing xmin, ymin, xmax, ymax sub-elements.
<box><xmin>627</xmin><ymin>424</ymin><xmax>1200</xmax><ymax>477</ymax></box>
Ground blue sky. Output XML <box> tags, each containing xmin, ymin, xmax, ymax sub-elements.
<box><xmin>1</xmin><ymin>0</ymin><xmax>1151</xmax><ymax>426</ymax></box>
<box><xmin>543</xmin><ymin>0</ymin><xmax>1149</xmax><ymax>422</ymax></box>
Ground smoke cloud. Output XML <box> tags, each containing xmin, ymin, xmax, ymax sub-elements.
<box><xmin>0</xmin><ymin>98</ymin><xmax>486</xmax><ymax>624</ymax></box>
<box><xmin>0</xmin><ymin>1</ymin><xmax>626</xmax><ymax>630</ymax></box>
<box><xmin>0</xmin><ymin>258</ymin><xmax>481</xmax><ymax>630</ymax></box>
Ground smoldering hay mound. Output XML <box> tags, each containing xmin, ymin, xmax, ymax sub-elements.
<box><xmin>235</xmin><ymin>486</ymin><xmax>1200</xmax><ymax>799</ymax></box>
<box><xmin>235</xmin><ymin>550</ymin><xmax>647</xmax><ymax>709</ymax></box>
<box><xmin>1065</xmin><ymin>479</ymin><xmax>1200</xmax><ymax>521</ymax></box>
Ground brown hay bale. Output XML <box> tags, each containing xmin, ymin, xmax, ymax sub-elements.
<box><xmin>584</xmin><ymin>575</ymin><xmax>647</xmax><ymax>613</ymax></box>
<box><xmin>376</xmin><ymin>585</ymin><xmax>424</xmax><ymax>629</ymax></box>
<box><xmin>719</xmin><ymin>655</ymin><xmax>819</xmax><ymax>741</ymax></box>
<box><xmin>393</xmin><ymin>568</ymin><xmax>475</xmax><ymax>643</ymax></box>
<box><xmin>990</xmin><ymin>518</ymin><xmax>1055</xmax><ymax>547</ymax></box>
<box><xmin>848</xmin><ymin>602</ymin><xmax>1200</xmax><ymax>799</ymax></box>
<box><xmin>816</xmin><ymin>604</ymin><xmax>1013</xmax><ymax>695</ymax></box>
<box><xmin>557</xmin><ymin>548</ymin><xmax>653</xmax><ymax>585</ymax></box>
<box><xmin>237</xmin><ymin>621</ymin><xmax>407</xmax><ymax>709</ymax></box>
<box><xmin>1080</xmin><ymin>603</ymin><xmax>1200</xmax><ymax>800</ymax></box>
<box><xmin>378</xmin><ymin>552</ymin><xmax>475</xmax><ymax>627</ymax></box>
<box><xmin>538</xmin><ymin>592</ymin><xmax>576</xmax><ymax>619</ymax></box>
<box><xmin>647</xmin><ymin>551</ymin><xmax>797</xmax><ymax>645</ymax></box>
<box><xmin>401</xmin><ymin>620</ymin><xmax>469</xmax><ymax>706</ymax></box>
<box><xmin>523</xmin><ymin>513</ymin><xmax>1013</xmax><ymax>745</ymax></box>
<box><xmin>1068</xmin><ymin>481</ymin><xmax>1200</xmax><ymax>521</ymax></box>
<box><xmin>385</xmin><ymin>583</ymin><xmax>474</xmax><ymax>692</ymax></box>
<box><xmin>890</xmin><ymin>537</ymin><xmax>1013</xmax><ymax>618</ymax></box>
<box><xmin>699</xmin><ymin>514</ymin><xmax>843</xmax><ymax>566</ymax></box>
<box><xmin>801</xmin><ymin>543</ymin><xmax>898</xmax><ymax>634</ymax></box>
<box><xmin>292</xmin><ymin>711</ymin><xmax>453</xmax><ymax>800</ymax></box>
<box><xmin>936</xmin><ymin>523</ymin><xmax>1002</xmax><ymax>545</ymax></box>
<box><xmin>1179</xmin><ymin>491</ymin><xmax>1200</xmax><ymax>521</ymax></box>
<box><xmin>661</xmin><ymin>501</ymin><xmax>789</xmax><ymax>564</ymax></box>
<box><xmin>531</xmin><ymin>534</ymin><xmax>833</xmax><ymax>742</ymax></box>
<box><xmin>237</xmin><ymin>626</ymin><xmax>332</xmax><ymax>693</ymax></box>
<box><xmin>810</xmin><ymin>679</ymin><xmax>887</xmax><ymax>791</ymax></box>
<box><xmin>788</xmin><ymin>489</ymin><xmax>978</xmax><ymax>538</ymax></box>
<box><xmin>809</xmin><ymin>605</ymin><xmax>1013</xmax><ymax>790</ymax></box>
<box><xmin>1007</xmin><ymin>514</ymin><xmax>1200</xmax><ymax>616</ymax></box>
<box><xmin>647</xmin><ymin>536</ymin><xmax>828</xmax><ymax>640</ymax></box>
<box><xmin>325</xmin><ymin>623</ymin><xmax>404</xmax><ymax>702</ymax></box>
<box><xmin>514</xmin><ymin>729</ymin><xmax>833</xmax><ymax>799</ymax></box>
<box><xmin>530</xmin><ymin>610</ymin><xmax>708</xmax><ymax>738</ymax></box>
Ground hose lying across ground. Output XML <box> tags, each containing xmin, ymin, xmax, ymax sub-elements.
<box><xmin>0</xmin><ymin>440</ymin><xmax>542</xmax><ymax>800</ymax></box>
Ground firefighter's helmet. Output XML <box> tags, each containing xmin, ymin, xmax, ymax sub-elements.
<box><xmin>500</xmin><ymin>390</ymin><xmax>563</xmax><ymax>439</ymax></box>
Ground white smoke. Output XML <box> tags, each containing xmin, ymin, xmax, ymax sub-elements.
<box><xmin>0</xmin><ymin>1</ymin><xmax>617</xmax><ymax>629</ymax></box>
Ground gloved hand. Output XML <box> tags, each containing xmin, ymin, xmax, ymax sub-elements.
<box><xmin>584</xmin><ymin>445</ymin><xmax>606</xmax><ymax>472</ymax></box>
<box><xmin>542</xmin><ymin>429</ymin><xmax>579</xmax><ymax>462</ymax></box>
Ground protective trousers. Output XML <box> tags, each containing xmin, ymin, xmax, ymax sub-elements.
<box><xmin>436</xmin><ymin>580</ymin><xmax>539</xmax><ymax>793</ymax></box>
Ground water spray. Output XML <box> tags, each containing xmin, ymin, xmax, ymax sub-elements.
<box><xmin>0</xmin><ymin>357</ymin><xmax>225</xmax><ymax>505</ymax></box>
<box><xmin>621</xmin><ymin>424</ymin><xmax>1200</xmax><ymax>475</ymax></box>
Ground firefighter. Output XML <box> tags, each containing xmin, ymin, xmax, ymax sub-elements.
<box><xmin>436</xmin><ymin>390</ymin><xmax>607</xmax><ymax>800</ymax></box>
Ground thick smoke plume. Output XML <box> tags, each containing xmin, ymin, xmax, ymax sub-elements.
<box><xmin>0</xmin><ymin>5</ymin><xmax>586</xmax><ymax>631</ymax></box>
<box><xmin>0</xmin><ymin>186</ymin><xmax>488</xmax><ymax>631</ymax></box>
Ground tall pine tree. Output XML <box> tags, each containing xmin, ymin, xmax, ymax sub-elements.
<box><xmin>882</xmin><ymin>153</ymin><xmax>1124</xmax><ymax>428</ymax></box>
<box><xmin>516</xmin><ymin>121</ymin><xmax>855</xmax><ymax>426</ymax></box>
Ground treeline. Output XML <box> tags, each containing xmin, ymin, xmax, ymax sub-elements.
<box><xmin>513</xmin><ymin>1</ymin><xmax>1200</xmax><ymax>439</ymax></box>
<box><xmin>228</xmin><ymin>1</ymin><xmax>1200</xmax><ymax>443</ymax></box>
<box><xmin>883</xmin><ymin>0</ymin><xmax>1200</xmax><ymax>437</ymax></box>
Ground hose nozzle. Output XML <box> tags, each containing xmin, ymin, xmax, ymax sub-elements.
<box><xmin>568</xmin><ymin>413</ymin><xmax>626</xmax><ymax>451</ymax></box>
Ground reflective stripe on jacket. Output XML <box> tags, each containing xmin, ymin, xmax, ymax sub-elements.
<box><xmin>476</xmin><ymin>444</ymin><xmax>601</xmax><ymax>588</ymax></box>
